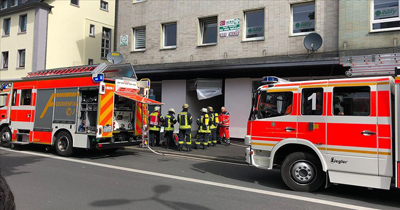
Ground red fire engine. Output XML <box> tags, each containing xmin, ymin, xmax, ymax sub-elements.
<box><xmin>0</xmin><ymin>63</ymin><xmax>162</xmax><ymax>156</ymax></box>
<box><xmin>245</xmin><ymin>74</ymin><xmax>400</xmax><ymax>192</ymax></box>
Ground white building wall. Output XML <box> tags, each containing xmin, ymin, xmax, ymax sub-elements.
<box><xmin>225</xmin><ymin>78</ymin><xmax>252</xmax><ymax>138</ymax></box>
<box><xmin>161</xmin><ymin>80</ymin><xmax>186</xmax><ymax>133</ymax></box>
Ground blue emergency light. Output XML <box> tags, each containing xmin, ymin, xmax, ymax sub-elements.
<box><xmin>92</xmin><ymin>73</ymin><xmax>104</xmax><ymax>83</ymax></box>
<box><xmin>262</xmin><ymin>76</ymin><xmax>279</xmax><ymax>84</ymax></box>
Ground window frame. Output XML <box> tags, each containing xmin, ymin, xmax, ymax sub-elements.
<box><xmin>0</xmin><ymin>94</ymin><xmax>7</xmax><ymax>107</ymax></box>
<box><xmin>301</xmin><ymin>88</ymin><xmax>324</xmax><ymax>116</ymax></box>
<box><xmin>11</xmin><ymin>0</ymin><xmax>17</xmax><ymax>7</ymax></box>
<box><xmin>89</xmin><ymin>24</ymin><xmax>95</xmax><ymax>37</ymax></box>
<box><xmin>101</xmin><ymin>27</ymin><xmax>112</xmax><ymax>59</ymax></box>
<box><xmin>162</xmin><ymin>22</ymin><xmax>177</xmax><ymax>49</ymax></box>
<box><xmin>199</xmin><ymin>16</ymin><xmax>218</xmax><ymax>46</ymax></box>
<box><xmin>19</xmin><ymin>14</ymin><xmax>27</xmax><ymax>33</ymax></box>
<box><xmin>2</xmin><ymin>51</ymin><xmax>8</xmax><ymax>69</ymax></box>
<box><xmin>243</xmin><ymin>9</ymin><xmax>265</xmax><ymax>42</ymax></box>
<box><xmin>20</xmin><ymin>89</ymin><xmax>32</xmax><ymax>106</ymax></box>
<box><xmin>17</xmin><ymin>49</ymin><xmax>26</xmax><ymax>68</ymax></box>
<box><xmin>255</xmin><ymin>91</ymin><xmax>294</xmax><ymax>119</ymax></box>
<box><xmin>1</xmin><ymin>0</ymin><xmax>7</xmax><ymax>9</ymax></box>
<box><xmin>100</xmin><ymin>0</ymin><xmax>108</xmax><ymax>11</ymax></box>
<box><xmin>290</xmin><ymin>2</ymin><xmax>316</xmax><ymax>36</ymax></box>
<box><xmin>332</xmin><ymin>86</ymin><xmax>371</xmax><ymax>117</ymax></box>
<box><xmin>3</xmin><ymin>18</ymin><xmax>10</xmax><ymax>36</ymax></box>
<box><xmin>370</xmin><ymin>0</ymin><xmax>400</xmax><ymax>32</ymax></box>
<box><xmin>133</xmin><ymin>27</ymin><xmax>146</xmax><ymax>51</ymax></box>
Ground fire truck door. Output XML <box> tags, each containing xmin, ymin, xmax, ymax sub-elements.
<box><xmin>11</xmin><ymin>88</ymin><xmax>35</xmax><ymax>128</ymax></box>
<box><xmin>297</xmin><ymin>87</ymin><xmax>327</xmax><ymax>149</ymax></box>
<box><xmin>326</xmin><ymin>84</ymin><xmax>378</xmax><ymax>175</ymax></box>
<box><xmin>250</xmin><ymin>88</ymin><xmax>298</xmax><ymax>149</ymax></box>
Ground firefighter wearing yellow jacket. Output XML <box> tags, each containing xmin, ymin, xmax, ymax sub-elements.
<box><xmin>177</xmin><ymin>104</ymin><xmax>193</xmax><ymax>151</ymax></box>
<box><xmin>149</xmin><ymin>106</ymin><xmax>164</xmax><ymax>147</ymax></box>
<box><xmin>207</xmin><ymin>106</ymin><xmax>219</xmax><ymax>146</ymax></box>
<box><xmin>196</xmin><ymin>108</ymin><xmax>211</xmax><ymax>150</ymax></box>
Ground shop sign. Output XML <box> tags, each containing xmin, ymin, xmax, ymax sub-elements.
<box><xmin>247</xmin><ymin>26</ymin><xmax>263</xmax><ymax>36</ymax></box>
<box><xmin>375</xmin><ymin>6</ymin><xmax>398</xmax><ymax>19</ymax></box>
<box><xmin>120</xmin><ymin>35</ymin><xmax>128</xmax><ymax>46</ymax></box>
<box><xmin>293</xmin><ymin>20</ymin><xmax>315</xmax><ymax>30</ymax></box>
<box><xmin>219</xmin><ymin>18</ymin><xmax>240</xmax><ymax>38</ymax></box>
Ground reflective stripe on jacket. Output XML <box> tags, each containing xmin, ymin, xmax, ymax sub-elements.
<box><xmin>149</xmin><ymin>111</ymin><xmax>162</xmax><ymax>131</ymax></box>
<box><xmin>219</xmin><ymin>112</ymin><xmax>230</xmax><ymax>127</ymax></box>
<box><xmin>178</xmin><ymin>111</ymin><xmax>192</xmax><ymax>129</ymax></box>
<box><xmin>164</xmin><ymin>114</ymin><xmax>177</xmax><ymax>131</ymax></box>
<box><xmin>197</xmin><ymin>113</ymin><xmax>211</xmax><ymax>133</ymax></box>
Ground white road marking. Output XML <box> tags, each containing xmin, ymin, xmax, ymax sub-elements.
<box><xmin>1</xmin><ymin>148</ymin><xmax>378</xmax><ymax>210</ymax></box>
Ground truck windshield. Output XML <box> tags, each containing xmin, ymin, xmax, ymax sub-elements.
<box><xmin>256</xmin><ymin>91</ymin><xmax>293</xmax><ymax>119</ymax></box>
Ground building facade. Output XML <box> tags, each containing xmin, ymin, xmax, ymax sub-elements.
<box><xmin>116</xmin><ymin>0</ymin><xmax>346</xmax><ymax>138</ymax></box>
<box><xmin>0</xmin><ymin>0</ymin><xmax>115</xmax><ymax>80</ymax></box>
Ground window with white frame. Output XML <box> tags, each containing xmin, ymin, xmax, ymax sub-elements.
<box><xmin>11</xmin><ymin>0</ymin><xmax>17</xmax><ymax>7</ymax></box>
<box><xmin>199</xmin><ymin>16</ymin><xmax>218</xmax><ymax>45</ymax></box>
<box><xmin>100</xmin><ymin>0</ymin><xmax>108</xmax><ymax>11</ymax></box>
<box><xmin>3</xmin><ymin>18</ymin><xmax>10</xmax><ymax>36</ymax></box>
<box><xmin>133</xmin><ymin>27</ymin><xmax>146</xmax><ymax>51</ymax></box>
<box><xmin>2</xmin><ymin>51</ymin><xmax>8</xmax><ymax>69</ymax></box>
<box><xmin>162</xmin><ymin>23</ymin><xmax>177</xmax><ymax>48</ymax></box>
<box><xmin>292</xmin><ymin>2</ymin><xmax>315</xmax><ymax>34</ymax></box>
<box><xmin>1</xmin><ymin>0</ymin><xmax>7</xmax><ymax>9</ymax></box>
<box><xmin>244</xmin><ymin>10</ymin><xmax>265</xmax><ymax>40</ymax></box>
<box><xmin>101</xmin><ymin>27</ymin><xmax>111</xmax><ymax>58</ymax></box>
<box><xmin>372</xmin><ymin>0</ymin><xmax>400</xmax><ymax>31</ymax></box>
<box><xmin>18</xmin><ymin>49</ymin><xmax>25</xmax><ymax>68</ymax></box>
<box><xmin>71</xmin><ymin>0</ymin><xmax>79</xmax><ymax>6</ymax></box>
<box><xmin>19</xmin><ymin>14</ymin><xmax>27</xmax><ymax>33</ymax></box>
<box><xmin>89</xmin><ymin>24</ymin><xmax>95</xmax><ymax>37</ymax></box>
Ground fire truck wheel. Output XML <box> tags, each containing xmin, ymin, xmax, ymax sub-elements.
<box><xmin>281</xmin><ymin>152</ymin><xmax>325</xmax><ymax>192</ymax></box>
<box><xmin>0</xmin><ymin>127</ymin><xmax>11</xmax><ymax>148</ymax></box>
<box><xmin>55</xmin><ymin>131</ymin><xmax>74</xmax><ymax>157</ymax></box>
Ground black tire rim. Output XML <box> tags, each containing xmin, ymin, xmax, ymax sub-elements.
<box><xmin>57</xmin><ymin>135</ymin><xmax>69</xmax><ymax>152</ymax></box>
<box><xmin>289</xmin><ymin>160</ymin><xmax>316</xmax><ymax>184</ymax></box>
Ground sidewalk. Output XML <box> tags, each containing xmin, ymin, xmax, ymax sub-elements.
<box><xmin>125</xmin><ymin>139</ymin><xmax>247</xmax><ymax>164</ymax></box>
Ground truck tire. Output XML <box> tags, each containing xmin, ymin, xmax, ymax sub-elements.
<box><xmin>0</xmin><ymin>127</ymin><xmax>11</xmax><ymax>148</ymax></box>
<box><xmin>281</xmin><ymin>152</ymin><xmax>325</xmax><ymax>192</ymax></box>
<box><xmin>55</xmin><ymin>131</ymin><xmax>74</xmax><ymax>157</ymax></box>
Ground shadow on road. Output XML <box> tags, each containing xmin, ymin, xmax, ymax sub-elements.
<box><xmin>89</xmin><ymin>185</ymin><xmax>211</xmax><ymax>210</ymax></box>
<box><xmin>0</xmin><ymin>147</ymin><xmax>45</xmax><ymax>178</ymax></box>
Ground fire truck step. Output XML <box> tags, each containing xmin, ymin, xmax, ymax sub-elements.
<box><xmin>10</xmin><ymin>141</ymin><xmax>30</xmax><ymax>145</ymax></box>
<box><xmin>16</xmin><ymin>133</ymin><xmax>30</xmax><ymax>136</ymax></box>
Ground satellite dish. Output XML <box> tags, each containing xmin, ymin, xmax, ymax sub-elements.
<box><xmin>107</xmin><ymin>52</ymin><xmax>124</xmax><ymax>64</ymax></box>
<box><xmin>304</xmin><ymin>33</ymin><xmax>323</xmax><ymax>51</ymax></box>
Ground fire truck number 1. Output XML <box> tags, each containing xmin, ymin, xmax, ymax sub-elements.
<box><xmin>307</xmin><ymin>93</ymin><xmax>317</xmax><ymax>111</ymax></box>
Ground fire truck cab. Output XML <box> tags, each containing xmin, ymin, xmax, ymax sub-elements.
<box><xmin>0</xmin><ymin>63</ymin><xmax>162</xmax><ymax>156</ymax></box>
<box><xmin>245</xmin><ymin>75</ymin><xmax>400</xmax><ymax>192</ymax></box>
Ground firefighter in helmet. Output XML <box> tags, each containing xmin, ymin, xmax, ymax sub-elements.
<box><xmin>196</xmin><ymin>108</ymin><xmax>211</xmax><ymax>150</ymax></box>
<box><xmin>177</xmin><ymin>104</ymin><xmax>193</xmax><ymax>151</ymax></box>
<box><xmin>164</xmin><ymin>108</ymin><xmax>177</xmax><ymax>149</ymax></box>
<box><xmin>149</xmin><ymin>106</ymin><xmax>164</xmax><ymax>147</ymax></box>
<box><xmin>219</xmin><ymin>106</ymin><xmax>231</xmax><ymax>146</ymax></box>
<box><xmin>207</xmin><ymin>106</ymin><xmax>218</xmax><ymax>146</ymax></box>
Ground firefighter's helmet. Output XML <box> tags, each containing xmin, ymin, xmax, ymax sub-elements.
<box><xmin>201</xmin><ymin>108</ymin><xmax>208</xmax><ymax>113</ymax></box>
<box><xmin>182</xmin><ymin>104</ymin><xmax>189</xmax><ymax>109</ymax></box>
<box><xmin>154</xmin><ymin>106</ymin><xmax>160</xmax><ymax>111</ymax></box>
<box><xmin>169</xmin><ymin>108</ymin><xmax>175</xmax><ymax>113</ymax></box>
<box><xmin>207</xmin><ymin>106</ymin><xmax>214</xmax><ymax>112</ymax></box>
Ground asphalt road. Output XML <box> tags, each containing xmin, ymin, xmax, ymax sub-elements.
<box><xmin>1</xmin><ymin>146</ymin><xmax>400</xmax><ymax>210</ymax></box>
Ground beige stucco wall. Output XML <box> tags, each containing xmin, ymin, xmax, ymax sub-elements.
<box><xmin>117</xmin><ymin>0</ymin><xmax>339</xmax><ymax>66</ymax></box>
<box><xmin>46</xmin><ymin>0</ymin><xmax>115</xmax><ymax>69</ymax></box>
<box><xmin>0</xmin><ymin>9</ymin><xmax>35</xmax><ymax>80</ymax></box>
<box><xmin>338</xmin><ymin>0</ymin><xmax>400</xmax><ymax>53</ymax></box>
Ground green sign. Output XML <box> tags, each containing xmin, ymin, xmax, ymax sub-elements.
<box><xmin>294</xmin><ymin>20</ymin><xmax>315</xmax><ymax>30</ymax></box>
<box><xmin>120</xmin><ymin>35</ymin><xmax>128</xmax><ymax>47</ymax></box>
<box><xmin>247</xmin><ymin>26</ymin><xmax>263</xmax><ymax>36</ymax></box>
<box><xmin>219</xmin><ymin>18</ymin><xmax>240</xmax><ymax>37</ymax></box>
<box><xmin>375</xmin><ymin>6</ymin><xmax>398</xmax><ymax>19</ymax></box>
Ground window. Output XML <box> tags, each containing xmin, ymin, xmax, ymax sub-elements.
<box><xmin>302</xmin><ymin>88</ymin><xmax>323</xmax><ymax>115</ymax></box>
<box><xmin>256</xmin><ymin>91</ymin><xmax>293</xmax><ymax>119</ymax></box>
<box><xmin>244</xmin><ymin>10</ymin><xmax>264</xmax><ymax>40</ymax></box>
<box><xmin>1</xmin><ymin>0</ymin><xmax>7</xmax><ymax>9</ymax></box>
<box><xmin>89</xmin><ymin>24</ymin><xmax>95</xmax><ymax>37</ymax></box>
<box><xmin>100</xmin><ymin>0</ymin><xmax>108</xmax><ymax>11</ymax></box>
<box><xmin>18</xmin><ymin>49</ymin><xmax>25</xmax><ymax>68</ymax></box>
<box><xmin>101</xmin><ymin>27</ymin><xmax>111</xmax><ymax>58</ymax></box>
<box><xmin>88</xmin><ymin>59</ymin><xmax>94</xmax><ymax>65</ymax></box>
<box><xmin>133</xmin><ymin>27</ymin><xmax>146</xmax><ymax>51</ymax></box>
<box><xmin>19</xmin><ymin>14</ymin><xmax>27</xmax><ymax>33</ymax></box>
<box><xmin>71</xmin><ymin>0</ymin><xmax>79</xmax><ymax>6</ymax></box>
<box><xmin>333</xmin><ymin>86</ymin><xmax>370</xmax><ymax>116</ymax></box>
<box><xmin>0</xmin><ymin>94</ymin><xmax>6</xmax><ymax>107</ymax></box>
<box><xmin>11</xmin><ymin>0</ymin><xmax>17</xmax><ymax>7</ymax></box>
<box><xmin>292</xmin><ymin>3</ymin><xmax>315</xmax><ymax>34</ymax></box>
<box><xmin>20</xmin><ymin>89</ymin><xmax>32</xmax><ymax>106</ymax></box>
<box><xmin>199</xmin><ymin>16</ymin><xmax>218</xmax><ymax>45</ymax></box>
<box><xmin>3</xmin><ymin>18</ymin><xmax>10</xmax><ymax>36</ymax></box>
<box><xmin>11</xmin><ymin>90</ymin><xmax>16</xmax><ymax>106</ymax></box>
<box><xmin>162</xmin><ymin>23</ymin><xmax>177</xmax><ymax>48</ymax></box>
<box><xmin>372</xmin><ymin>0</ymin><xmax>400</xmax><ymax>31</ymax></box>
<box><xmin>2</xmin><ymin>51</ymin><xmax>8</xmax><ymax>69</ymax></box>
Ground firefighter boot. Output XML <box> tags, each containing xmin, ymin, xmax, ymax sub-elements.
<box><xmin>217</xmin><ymin>137</ymin><xmax>222</xmax><ymax>144</ymax></box>
<box><xmin>203</xmin><ymin>144</ymin><xmax>207</xmax><ymax>150</ymax></box>
<box><xmin>225</xmin><ymin>138</ymin><xmax>230</xmax><ymax>146</ymax></box>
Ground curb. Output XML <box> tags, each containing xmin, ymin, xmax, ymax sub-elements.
<box><xmin>124</xmin><ymin>146</ymin><xmax>248</xmax><ymax>165</ymax></box>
